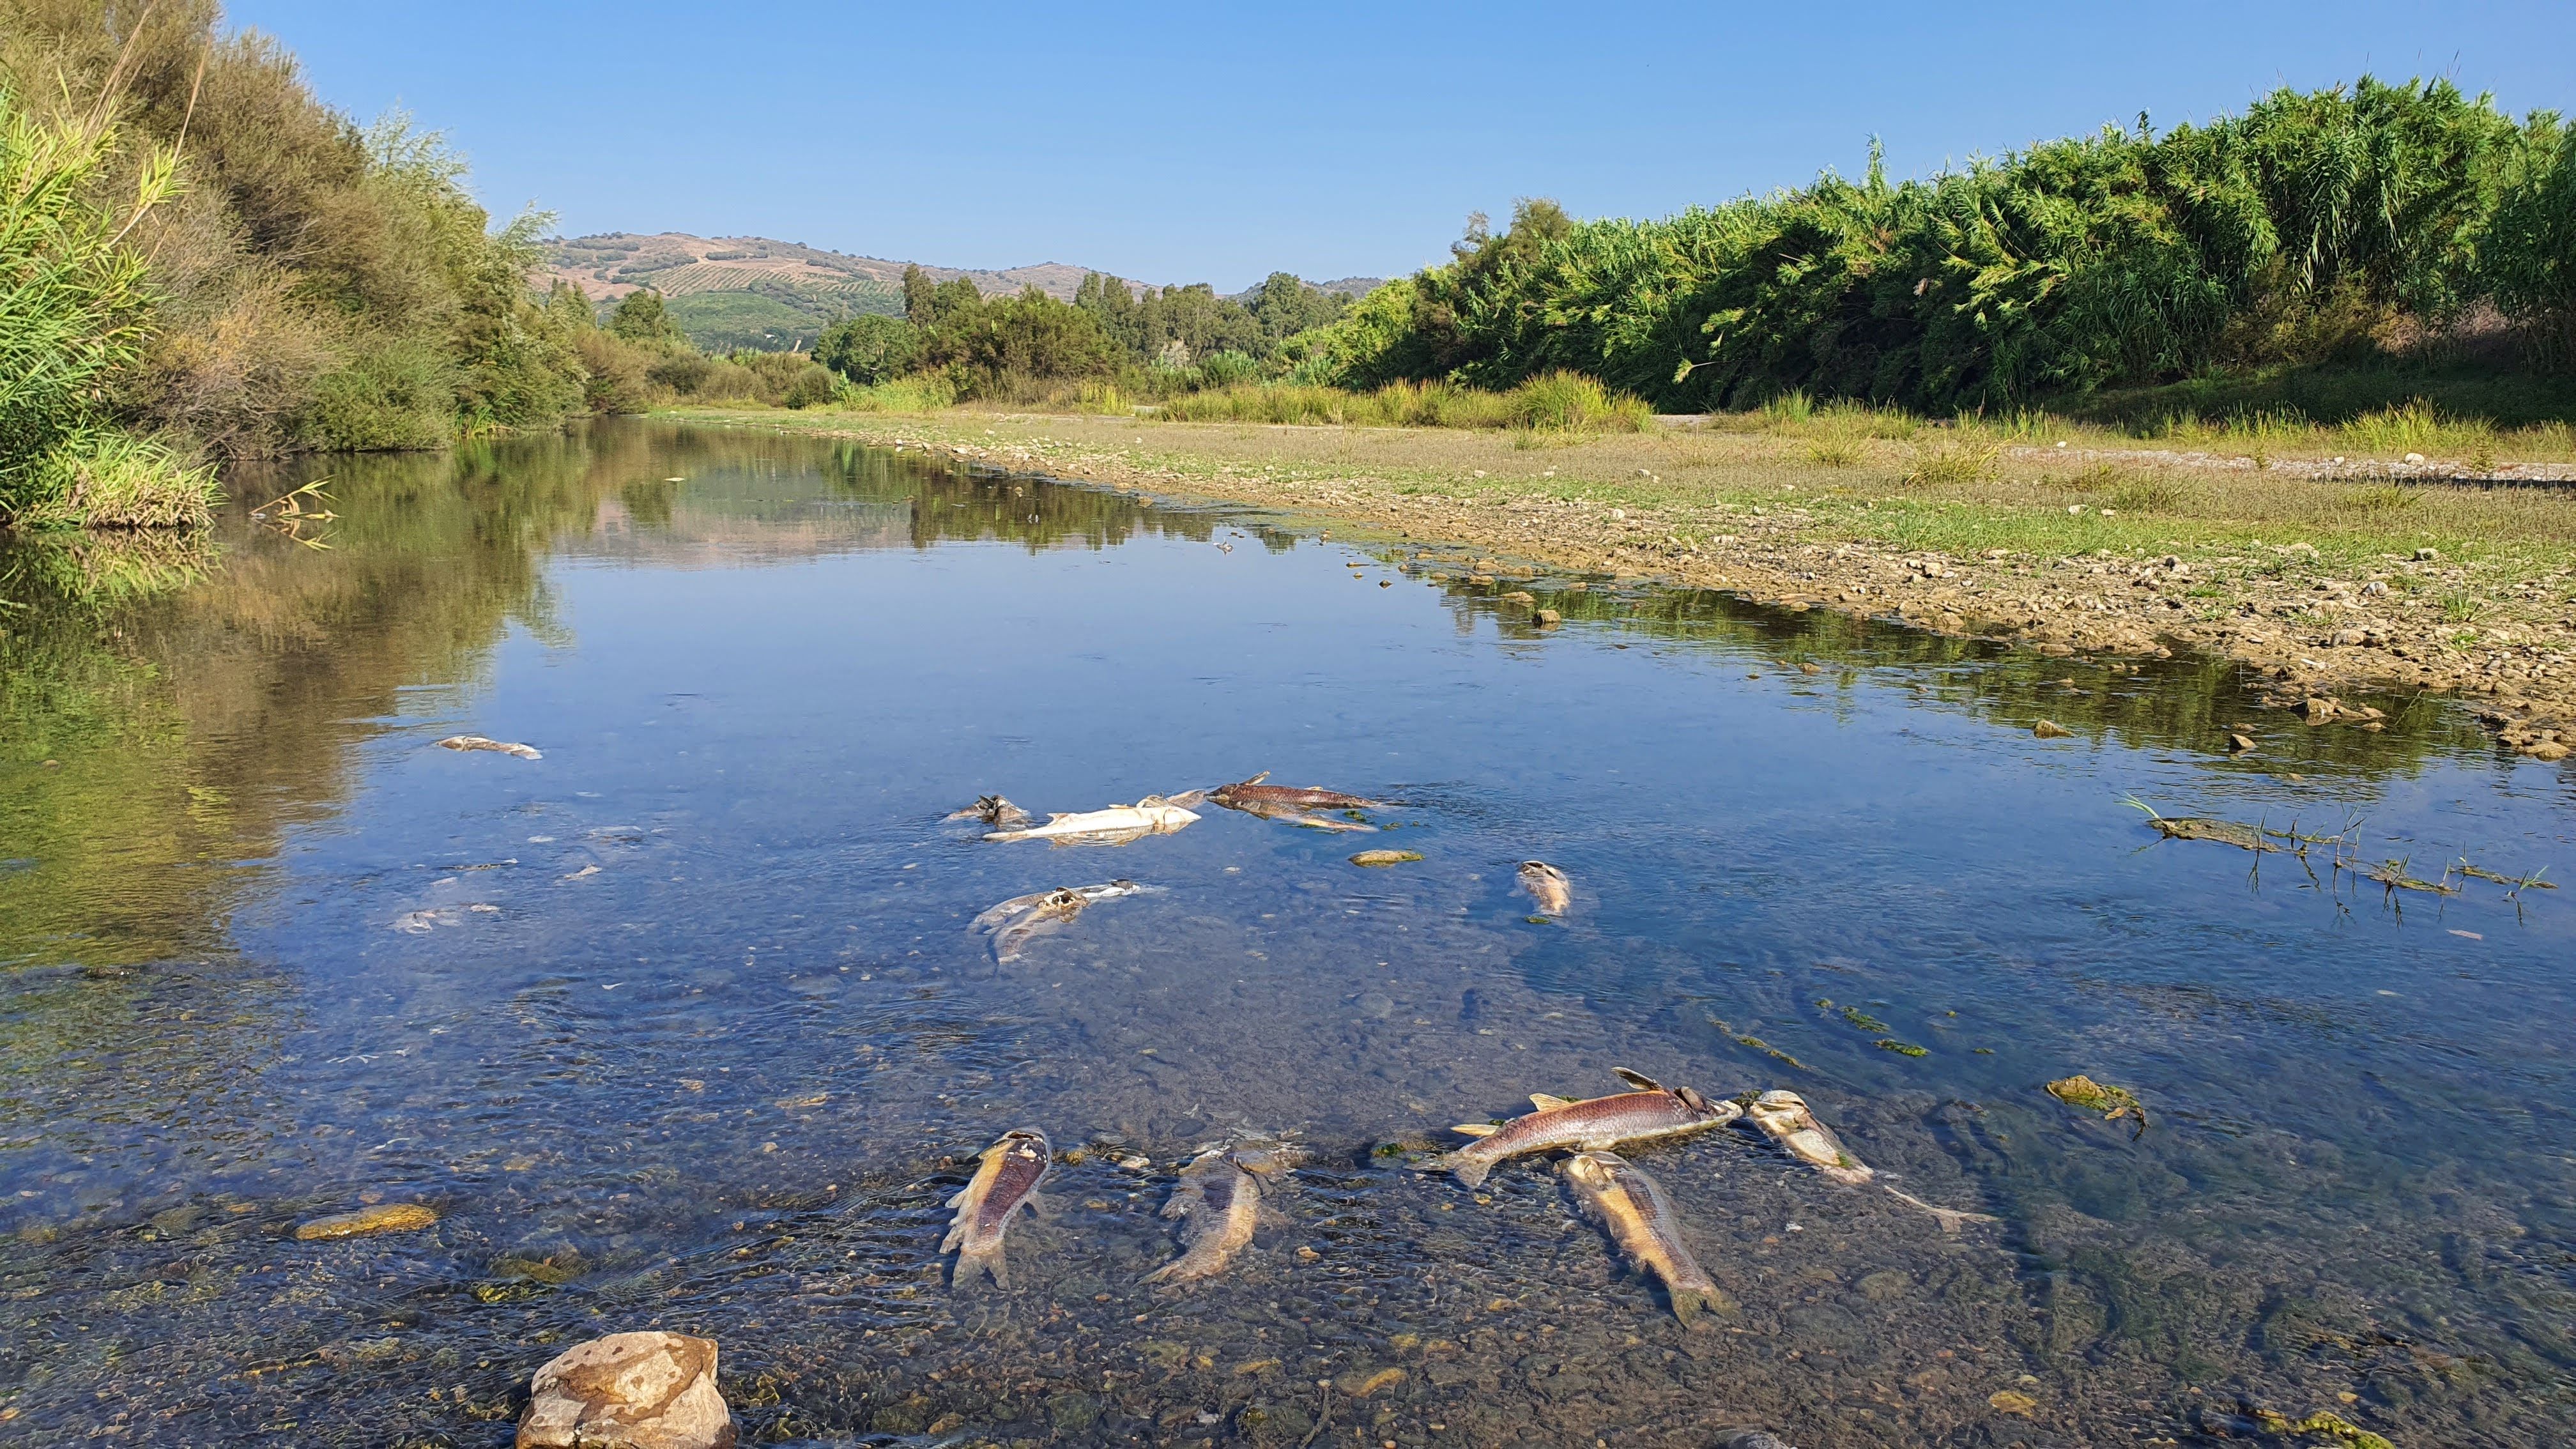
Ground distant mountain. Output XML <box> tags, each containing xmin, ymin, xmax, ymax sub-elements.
<box><xmin>541</xmin><ymin>233</ymin><xmax>1388</xmax><ymax>352</ymax></box>
<box><xmin>541</xmin><ymin>233</ymin><xmax>1115</xmax><ymax>351</ymax></box>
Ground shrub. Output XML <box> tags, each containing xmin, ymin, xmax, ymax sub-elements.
<box><xmin>294</xmin><ymin>339</ymin><xmax>457</xmax><ymax>451</ymax></box>
<box><xmin>1504</xmin><ymin>371</ymin><xmax>1651</xmax><ymax>431</ymax></box>
<box><xmin>779</xmin><ymin>362</ymin><xmax>841</xmax><ymax>409</ymax></box>
<box><xmin>12</xmin><ymin>430</ymin><xmax>219</xmax><ymax>530</ymax></box>
<box><xmin>814</xmin><ymin>313</ymin><xmax>920</xmax><ymax>385</ymax></box>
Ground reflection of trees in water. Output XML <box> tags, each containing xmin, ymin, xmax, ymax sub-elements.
<box><xmin>1413</xmin><ymin>566</ymin><xmax>2491</xmax><ymax>777</ymax></box>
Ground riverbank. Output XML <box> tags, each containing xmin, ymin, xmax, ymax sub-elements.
<box><xmin>662</xmin><ymin>405</ymin><xmax>2576</xmax><ymax>760</ymax></box>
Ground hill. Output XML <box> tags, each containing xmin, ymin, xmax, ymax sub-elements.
<box><xmin>541</xmin><ymin>234</ymin><xmax>1389</xmax><ymax>353</ymax></box>
<box><xmin>541</xmin><ymin>233</ymin><xmax>1116</xmax><ymax>351</ymax></box>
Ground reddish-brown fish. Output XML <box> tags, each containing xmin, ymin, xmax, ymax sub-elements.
<box><xmin>1208</xmin><ymin>771</ymin><xmax>1391</xmax><ymax>813</ymax></box>
<box><xmin>942</xmin><ymin>1128</ymin><xmax>1052</xmax><ymax>1285</ymax></box>
<box><xmin>1430</xmin><ymin>1069</ymin><xmax>1742</xmax><ymax>1188</ymax></box>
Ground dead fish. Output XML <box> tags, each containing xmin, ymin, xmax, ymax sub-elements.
<box><xmin>1209</xmin><ymin>771</ymin><xmax>1392</xmax><ymax>813</ymax></box>
<box><xmin>436</xmin><ymin>735</ymin><xmax>540</xmax><ymax>760</ymax></box>
<box><xmin>946</xmin><ymin>794</ymin><xmax>1034</xmax><ymax>828</ymax></box>
<box><xmin>983</xmin><ymin>796</ymin><xmax>1199</xmax><ymax>845</ymax></box>
<box><xmin>972</xmin><ymin>880</ymin><xmax>1154</xmax><ymax>961</ymax></box>
<box><xmin>1518</xmin><ymin>861</ymin><xmax>1572</xmax><ymax>916</ymax></box>
<box><xmin>941</xmin><ymin>1128</ymin><xmax>1051</xmax><ymax>1287</ymax></box>
<box><xmin>1144</xmin><ymin>1140</ymin><xmax>1296</xmax><ymax>1285</ymax></box>
<box><xmin>1881</xmin><ymin>1184</ymin><xmax>1999</xmax><ymax>1234</ymax></box>
<box><xmin>1430</xmin><ymin>1069</ymin><xmax>1742</xmax><ymax>1188</ymax></box>
<box><xmin>1560</xmin><ymin>1150</ymin><xmax>1731</xmax><ymax>1325</ymax></box>
<box><xmin>1743</xmin><ymin>1089</ymin><xmax>1873</xmax><ymax>1184</ymax></box>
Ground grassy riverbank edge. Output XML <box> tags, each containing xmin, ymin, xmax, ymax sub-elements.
<box><xmin>658</xmin><ymin>405</ymin><xmax>2576</xmax><ymax>761</ymax></box>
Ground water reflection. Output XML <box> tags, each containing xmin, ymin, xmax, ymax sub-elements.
<box><xmin>0</xmin><ymin>420</ymin><xmax>2568</xmax><ymax>1448</ymax></box>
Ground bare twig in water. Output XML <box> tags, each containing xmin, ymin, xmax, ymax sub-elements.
<box><xmin>1299</xmin><ymin>1381</ymin><xmax>1333</xmax><ymax>1447</ymax></box>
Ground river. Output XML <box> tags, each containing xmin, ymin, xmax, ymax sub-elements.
<box><xmin>1</xmin><ymin>420</ymin><xmax>2568</xmax><ymax>1446</ymax></box>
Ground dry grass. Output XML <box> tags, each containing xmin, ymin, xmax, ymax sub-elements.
<box><xmin>664</xmin><ymin>404</ymin><xmax>2576</xmax><ymax>577</ymax></box>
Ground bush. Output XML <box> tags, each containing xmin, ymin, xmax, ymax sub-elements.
<box><xmin>814</xmin><ymin>313</ymin><xmax>921</xmax><ymax>384</ymax></box>
<box><xmin>295</xmin><ymin>339</ymin><xmax>458</xmax><ymax>451</ymax></box>
<box><xmin>12</xmin><ymin>430</ymin><xmax>219</xmax><ymax>530</ymax></box>
<box><xmin>1503</xmin><ymin>371</ymin><xmax>1650</xmax><ymax>431</ymax></box>
<box><xmin>779</xmin><ymin>362</ymin><xmax>841</xmax><ymax>409</ymax></box>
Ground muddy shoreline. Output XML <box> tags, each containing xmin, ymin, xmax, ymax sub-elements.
<box><xmin>670</xmin><ymin>410</ymin><xmax>2576</xmax><ymax>763</ymax></box>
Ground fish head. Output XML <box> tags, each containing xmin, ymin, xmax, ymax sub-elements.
<box><xmin>996</xmin><ymin>1128</ymin><xmax>1052</xmax><ymax>1163</ymax></box>
<box><xmin>1560</xmin><ymin>1151</ymin><xmax>1620</xmax><ymax>1188</ymax></box>
<box><xmin>1756</xmin><ymin>1089</ymin><xmax>1807</xmax><ymax>1110</ymax></box>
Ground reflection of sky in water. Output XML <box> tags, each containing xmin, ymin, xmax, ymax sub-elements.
<box><xmin>1</xmin><ymin>421</ymin><xmax>2569</xmax><ymax>1446</ymax></box>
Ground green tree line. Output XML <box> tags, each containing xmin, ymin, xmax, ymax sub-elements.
<box><xmin>1287</xmin><ymin>79</ymin><xmax>2575</xmax><ymax>412</ymax></box>
<box><xmin>813</xmin><ymin>264</ymin><xmax>1351</xmax><ymax>398</ymax></box>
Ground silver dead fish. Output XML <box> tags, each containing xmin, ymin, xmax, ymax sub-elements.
<box><xmin>1743</xmin><ymin>1089</ymin><xmax>1873</xmax><ymax>1184</ymax></box>
<box><xmin>1144</xmin><ymin>1139</ymin><xmax>1296</xmax><ymax>1285</ymax></box>
<box><xmin>983</xmin><ymin>795</ymin><xmax>1200</xmax><ymax>845</ymax></box>
<box><xmin>436</xmin><ymin>735</ymin><xmax>540</xmax><ymax>760</ymax></box>
<box><xmin>1560</xmin><ymin>1150</ymin><xmax>1731</xmax><ymax>1325</ymax></box>
<box><xmin>941</xmin><ymin>1128</ymin><xmax>1052</xmax><ymax>1286</ymax></box>
<box><xmin>1430</xmin><ymin>1069</ymin><xmax>1742</xmax><ymax>1188</ymax></box>
<box><xmin>972</xmin><ymin>880</ymin><xmax>1154</xmax><ymax>961</ymax></box>
<box><xmin>1518</xmin><ymin>860</ymin><xmax>1572</xmax><ymax>916</ymax></box>
<box><xmin>946</xmin><ymin>794</ymin><xmax>1034</xmax><ymax>827</ymax></box>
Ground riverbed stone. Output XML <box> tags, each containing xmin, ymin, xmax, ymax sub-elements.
<box><xmin>294</xmin><ymin>1202</ymin><xmax>438</xmax><ymax>1240</ymax></box>
<box><xmin>516</xmin><ymin>1331</ymin><xmax>733</xmax><ymax>1449</ymax></box>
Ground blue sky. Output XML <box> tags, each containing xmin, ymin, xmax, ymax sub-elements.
<box><xmin>230</xmin><ymin>1</ymin><xmax>2565</xmax><ymax>291</ymax></box>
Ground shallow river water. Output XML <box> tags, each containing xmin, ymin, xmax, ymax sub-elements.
<box><xmin>2</xmin><ymin>421</ymin><xmax>2571</xmax><ymax>1448</ymax></box>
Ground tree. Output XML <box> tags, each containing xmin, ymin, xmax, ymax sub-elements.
<box><xmin>815</xmin><ymin>313</ymin><xmax>921</xmax><ymax>384</ymax></box>
<box><xmin>902</xmin><ymin>263</ymin><xmax>935</xmax><ymax>325</ymax></box>
<box><xmin>608</xmin><ymin>288</ymin><xmax>687</xmax><ymax>348</ymax></box>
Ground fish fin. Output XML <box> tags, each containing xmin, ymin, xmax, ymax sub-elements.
<box><xmin>943</xmin><ymin>1186</ymin><xmax>970</xmax><ymax>1209</ymax></box>
<box><xmin>1448</xmin><ymin>1156</ymin><xmax>1492</xmax><ymax>1190</ymax></box>
<box><xmin>1162</xmin><ymin>788</ymin><xmax>1208</xmax><ymax>807</ymax></box>
<box><xmin>1529</xmin><ymin>1093</ymin><xmax>1575</xmax><ymax>1111</ymax></box>
<box><xmin>1448</xmin><ymin>1123</ymin><xmax>1501</xmax><ymax>1138</ymax></box>
<box><xmin>1611</xmin><ymin>1067</ymin><xmax>1666</xmax><ymax>1092</ymax></box>
<box><xmin>1244</xmin><ymin>771</ymin><xmax>1271</xmax><ymax>785</ymax></box>
<box><xmin>938</xmin><ymin>1222</ymin><xmax>965</xmax><ymax>1253</ymax></box>
<box><xmin>1022</xmin><ymin>1192</ymin><xmax>1054</xmax><ymax>1220</ymax></box>
<box><xmin>954</xmin><ymin>1243</ymin><xmax>1008</xmax><ymax>1289</ymax></box>
<box><xmin>1140</xmin><ymin>1260</ymin><xmax>1177</xmax><ymax>1285</ymax></box>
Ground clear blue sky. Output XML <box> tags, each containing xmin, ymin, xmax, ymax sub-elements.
<box><xmin>229</xmin><ymin>1</ymin><xmax>2565</xmax><ymax>291</ymax></box>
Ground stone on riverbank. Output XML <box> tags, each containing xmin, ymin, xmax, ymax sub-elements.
<box><xmin>518</xmin><ymin>1331</ymin><xmax>734</xmax><ymax>1449</ymax></box>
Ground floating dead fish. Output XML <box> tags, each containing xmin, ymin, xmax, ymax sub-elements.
<box><xmin>983</xmin><ymin>796</ymin><xmax>1199</xmax><ymax>845</ymax></box>
<box><xmin>1430</xmin><ymin>1069</ymin><xmax>1742</xmax><ymax>1188</ymax></box>
<box><xmin>1560</xmin><ymin>1150</ymin><xmax>1731</xmax><ymax>1325</ymax></box>
<box><xmin>1145</xmin><ymin>1140</ymin><xmax>1296</xmax><ymax>1285</ymax></box>
<box><xmin>436</xmin><ymin>735</ymin><xmax>540</xmax><ymax>760</ymax></box>
<box><xmin>972</xmin><ymin>880</ymin><xmax>1155</xmax><ymax>961</ymax></box>
<box><xmin>1209</xmin><ymin>772</ymin><xmax>1392</xmax><ymax>815</ymax></box>
<box><xmin>1519</xmin><ymin>861</ymin><xmax>1572</xmax><ymax>916</ymax></box>
<box><xmin>1743</xmin><ymin>1089</ymin><xmax>1872</xmax><ymax>1184</ymax></box>
<box><xmin>1349</xmin><ymin>849</ymin><xmax>1422</xmax><ymax>867</ymax></box>
<box><xmin>946</xmin><ymin>794</ymin><xmax>1034</xmax><ymax>828</ymax></box>
<box><xmin>942</xmin><ymin>1128</ymin><xmax>1051</xmax><ymax>1287</ymax></box>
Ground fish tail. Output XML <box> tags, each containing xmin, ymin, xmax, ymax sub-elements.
<box><xmin>1667</xmin><ymin>1282</ymin><xmax>1733</xmax><ymax>1326</ymax></box>
<box><xmin>1429</xmin><ymin>1152</ymin><xmax>1492</xmax><ymax>1189</ymax></box>
<box><xmin>954</xmin><ymin>1241</ymin><xmax>1008</xmax><ymax>1288</ymax></box>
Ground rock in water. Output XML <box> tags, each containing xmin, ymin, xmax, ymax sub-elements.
<box><xmin>518</xmin><ymin>1332</ymin><xmax>734</xmax><ymax>1449</ymax></box>
<box><xmin>294</xmin><ymin>1202</ymin><xmax>439</xmax><ymax>1240</ymax></box>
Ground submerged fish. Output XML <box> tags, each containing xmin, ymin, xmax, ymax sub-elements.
<box><xmin>972</xmin><ymin>880</ymin><xmax>1154</xmax><ymax>960</ymax></box>
<box><xmin>1743</xmin><ymin>1089</ymin><xmax>1873</xmax><ymax>1184</ymax></box>
<box><xmin>1560</xmin><ymin>1150</ymin><xmax>1731</xmax><ymax>1325</ymax></box>
<box><xmin>1144</xmin><ymin>1140</ymin><xmax>1296</xmax><ymax>1285</ymax></box>
<box><xmin>1518</xmin><ymin>861</ymin><xmax>1572</xmax><ymax>916</ymax></box>
<box><xmin>436</xmin><ymin>734</ymin><xmax>540</xmax><ymax>760</ymax></box>
<box><xmin>946</xmin><ymin>794</ymin><xmax>1034</xmax><ymax>828</ymax></box>
<box><xmin>941</xmin><ymin>1128</ymin><xmax>1052</xmax><ymax>1286</ymax></box>
<box><xmin>1208</xmin><ymin>772</ymin><xmax>1392</xmax><ymax>814</ymax></box>
<box><xmin>1429</xmin><ymin>1069</ymin><xmax>1742</xmax><ymax>1188</ymax></box>
<box><xmin>983</xmin><ymin>796</ymin><xmax>1199</xmax><ymax>845</ymax></box>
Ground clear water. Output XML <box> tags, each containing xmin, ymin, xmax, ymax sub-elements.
<box><xmin>2</xmin><ymin>420</ymin><xmax>2570</xmax><ymax>1447</ymax></box>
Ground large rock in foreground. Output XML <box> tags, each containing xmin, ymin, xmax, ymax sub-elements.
<box><xmin>516</xmin><ymin>1331</ymin><xmax>734</xmax><ymax>1449</ymax></box>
